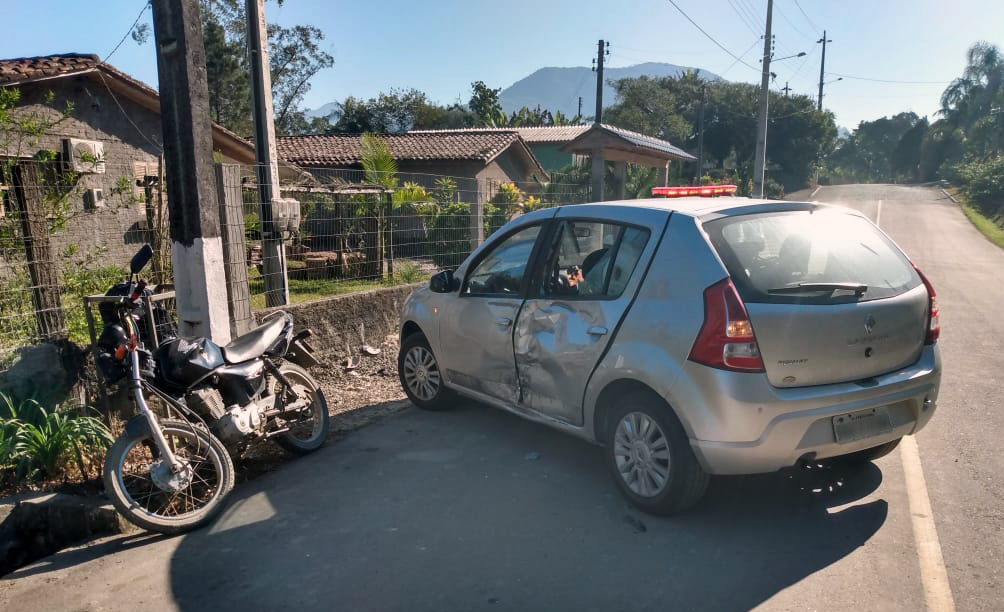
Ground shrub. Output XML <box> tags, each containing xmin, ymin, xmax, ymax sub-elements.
<box><xmin>0</xmin><ymin>393</ymin><xmax>113</xmax><ymax>483</ymax></box>
<box><xmin>955</xmin><ymin>156</ymin><xmax>1004</xmax><ymax>219</ymax></box>
<box><xmin>395</xmin><ymin>260</ymin><xmax>422</xmax><ymax>284</ymax></box>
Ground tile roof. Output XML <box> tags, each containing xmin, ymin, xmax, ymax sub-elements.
<box><xmin>0</xmin><ymin>53</ymin><xmax>257</xmax><ymax>160</ymax></box>
<box><xmin>410</xmin><ymin>125</ymin><xmax>591</xmax><ymax>144</ymax></box>
<box><xmin>0</xmin><ymin>53</ymin><xmax>101</xmax><ymax>85</ymax></box>
<box><xmin>597</xmin><ymin>123</ymin><xmax>696</xmax><ymax>161</ymax></box>
<box><xmin>277</xmin><ymin>131</ymin><xmax>529</xmax><ymax>166</ymax></box>
<box><xmin>411</xmin><ymin>124</ymin><xmax>693</xmax><ymax>160</ymax></box>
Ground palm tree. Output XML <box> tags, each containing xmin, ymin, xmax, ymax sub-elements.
<box><xmin>940</xmin><ymin>42</ymin><xmax>1004</xmax><ymax>156</ymax></box>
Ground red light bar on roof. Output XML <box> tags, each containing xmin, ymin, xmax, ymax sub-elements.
<box><xmin>651</xmin><ymin>184</ymin><xmax>738</xmax><ymax>198</ymax></box>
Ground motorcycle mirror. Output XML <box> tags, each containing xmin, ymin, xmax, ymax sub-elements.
<box><xmin>130</xmin><ymin>245</ymin><xmax>154</xmax><ymax>275</ymax></box>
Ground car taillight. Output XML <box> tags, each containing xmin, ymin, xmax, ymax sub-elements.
<box><xmin>688</xmin><ymin>278</ymin><xmax>765</xmax><ymax>372</ymax></box>
<box><xmin>913</xmin><ymin>265</ymin><xmax>940</xmax><ymax>345</ymax></box>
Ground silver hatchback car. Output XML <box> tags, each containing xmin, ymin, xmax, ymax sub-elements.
<box><xmin>397</xmin><ymin>198</ymin><xmax>941</xmax><ymax>514</ymax></box>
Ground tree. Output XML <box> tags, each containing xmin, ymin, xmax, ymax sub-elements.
<box><xmin>328</xmin><ymin>89</ymin><xmax>476</xmax><ymax>134</ymax></box>
<box><xmin>940</xmin><ymin>41</ymin><xmax>1004</xmax><ymax>157</ymax></box>
<box><xmin>469</xmin><ymin>81</ymin><xmax>504</xmax><ymax>127</ymax></box>
<box><xmin>165</xmin><ymin>0</ymin><xmax>337</xmax><ymax>136</ymax></box>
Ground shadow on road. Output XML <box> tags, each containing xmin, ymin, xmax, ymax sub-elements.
<box><xmin>166</xmin><ymin>402</ymin><xmax>886</xmax><ymax>611</ymax></box>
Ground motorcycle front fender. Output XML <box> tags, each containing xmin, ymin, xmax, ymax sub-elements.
<box><xmin>123</xmin><ymin>413</ymin><xmax>153</xmax><ymax>439</ymax></box>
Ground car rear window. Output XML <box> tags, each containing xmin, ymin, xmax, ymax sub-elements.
<box><xmin>704</xmin><ymin>210</ymin><xmax>921</xmax><ymax>304</ymax></box>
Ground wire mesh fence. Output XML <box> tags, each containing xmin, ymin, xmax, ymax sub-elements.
<box><xmin>0</xmin><ymin>157</ymin><xmax>589</xmax><ymax>371</ymax></box>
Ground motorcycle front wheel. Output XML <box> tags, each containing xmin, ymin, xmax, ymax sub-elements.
<box><xmin>103</xmin><ymin>418</ymin><xmax>235</xmax><ymax>534</ymax></box>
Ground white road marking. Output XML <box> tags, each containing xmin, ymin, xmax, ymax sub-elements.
<box><xmin>810</xmin><ymin>186</ymin><xmax>821</xmax><ymax>199</ymax></box>
<box><xmin>900</xmin><ymin>436</ymin><xmax>956</xmax><ymax>612</ymax></box>
<box><xmin>876</xmin><ymin>201</ymin><xmax>954</xmax><ymax>611</ymax></box>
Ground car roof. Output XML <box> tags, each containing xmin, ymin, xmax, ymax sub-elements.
<box><xmin>560</xmin><ymin>197</ymin><xmax>859</xmax><ymax>221</ymax></box>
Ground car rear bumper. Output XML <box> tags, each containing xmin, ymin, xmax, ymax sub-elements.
<box><xmin>680</xmin><ymin>346</ymin><xmax>940</xmax><ymax>475</ymax></box>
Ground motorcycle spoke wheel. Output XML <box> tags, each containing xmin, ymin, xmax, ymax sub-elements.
<box><xmin>104</xmin><ymin>419</ymin><xmax>234</xmax><ymax>534</ymax></box>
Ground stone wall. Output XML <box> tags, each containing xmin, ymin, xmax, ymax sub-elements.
<box><xmin>256</xmin><ymin>283</ymin><xmax>422</xmax><ymax>363</ymax></box>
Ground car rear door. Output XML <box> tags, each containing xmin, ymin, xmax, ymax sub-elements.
<box><xmin>513</xmin><ymin>206</ymin><xmax>668</xmax><ymax>425</ymax></box>
<box><xmin>437</xmin><ymin>222</ymin><xmax>550</xmax><ymax>404</ymax></box>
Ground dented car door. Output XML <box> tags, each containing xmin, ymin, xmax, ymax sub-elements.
<box><xmin>514</xmin><ymin>209</ymin><xmax>667</xmax><ymax>425</ymax></box>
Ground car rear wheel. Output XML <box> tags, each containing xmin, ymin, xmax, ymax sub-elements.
<box><xmin>399</xmin><ymin>333</ymin><xmax>452</xmax><ymax>410</ymax></box>
<box><xmin>604</xmin><ymin>391</ymin><xmax>709</xmax><ymax>515</ymax></box>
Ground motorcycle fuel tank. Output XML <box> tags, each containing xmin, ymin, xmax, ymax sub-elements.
<box><xmin>156</xmin><ymin>337</ymin><xmax>225</xmax><ymax>388</ymax></box>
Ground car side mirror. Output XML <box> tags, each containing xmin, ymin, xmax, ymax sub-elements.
<box><xmin>429</xmin><ymin>270</ymin><xmax>458</xmax><ymax>293</ymax></box>
<box><xmin>130</xmin><ymin>244</ymin><xmax>154</xmax><ymax>274</ymax></box>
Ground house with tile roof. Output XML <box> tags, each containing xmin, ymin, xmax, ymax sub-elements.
<box><xmin>277</xmin><ymin>131</ymin><xmax>549</xmax><ymax>204</ymax></box>
<box><xmin>0</xmin><ymin>53</ymin><xmax>295</xmax><ymax>262</ymax></box>
<box><xmin>409</xmin><ymin>124</ymin><xmax>695</xmax><ymax>201</ymax></box>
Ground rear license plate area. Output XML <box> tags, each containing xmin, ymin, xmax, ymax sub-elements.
<box><xmin>832</xmin><ymin>407</ymin><xmax>892</xmax><ymax>443</ymax></box>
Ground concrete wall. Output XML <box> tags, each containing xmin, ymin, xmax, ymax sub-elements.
<box><xmin>256</xmin><ymin>283</ymin><xmax>422</xmax><ymax>363</ymax></box>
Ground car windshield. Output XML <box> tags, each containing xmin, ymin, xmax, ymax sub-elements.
<box><xmin>705</xmin><ymin>210</ymin><xmax>921</xmax><ymax>304</ymax></box>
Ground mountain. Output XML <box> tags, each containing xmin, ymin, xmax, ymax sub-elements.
<box><xmin>500</xmin><ymin>62</ymin><xmax>722</xmax><ymax>118</ymax></box>
<box><xmin>305</xmin><ymin>101</ymin><xmax>340</xmax><ymax>120</ymax></box>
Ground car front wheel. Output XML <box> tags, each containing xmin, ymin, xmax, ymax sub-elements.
<box><xmin>398</xmin><ymin>332</ymin><xmax>452</xmax><ymax>410</ymax></box>
<box><xmin>605</xmin><ymin>391</ymin><xmax>709</xmax><ymax>515</ymax></box>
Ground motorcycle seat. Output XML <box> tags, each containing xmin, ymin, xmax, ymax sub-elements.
<box><xmin>221</xmin><ymin>316</ymin><xmax>286</xmax><ymax>364</ymax></box>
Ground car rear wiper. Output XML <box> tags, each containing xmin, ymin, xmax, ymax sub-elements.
<box><xmin>767</xmin><ymin>282</ymin><xmax>868</xmax><ymax>296</ymax></box>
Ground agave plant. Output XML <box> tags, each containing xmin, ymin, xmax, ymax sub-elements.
<box><xmin>1</xmin><ymin>394</ymin><xmax>114</xmax><ymax>482</ymax></box>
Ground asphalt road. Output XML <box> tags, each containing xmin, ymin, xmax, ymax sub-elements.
<box><xmin>1</xmin><ymin>185</ymin><xmax>999</xmax><ymax>611</ymax></box>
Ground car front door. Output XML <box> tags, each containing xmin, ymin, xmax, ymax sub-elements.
<box><xmin>438</xmin><ymin>222</ymin><xmax>548</xmax><ymax>405</ymax></box>
<box><xmin>513</xmin><ymin>208</ymin><xmax>667</xmax><ymax>425</ymax></box>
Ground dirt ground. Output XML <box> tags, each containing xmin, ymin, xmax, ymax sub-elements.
<box><xmin>235</xmin><ymin>333</ymin><xmax>409</xmax><ymax>482</ymax></box>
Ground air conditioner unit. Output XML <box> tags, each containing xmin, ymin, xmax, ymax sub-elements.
<box><xmin>62</xmin><ymin>138</ymin><xmax>106</xmax><ymax>174</ymax></box>
<box><xmin>84</xmin><ymin>188</ymin><xmax>104</xmax><ymax>210</ymax></box>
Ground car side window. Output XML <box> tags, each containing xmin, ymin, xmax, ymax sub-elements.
<box><xmin>464</xmin><ymin>225</ymin><xmax>542</xmax><ymax>296</ymax></box>
<box><xmin>540</xmin><ymin>221</ymin><xmax>650</xmax><ymax>299</ymax></box>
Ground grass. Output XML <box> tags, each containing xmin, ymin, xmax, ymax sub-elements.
<box><xmin>248</xmin><ymin>267</ymin><xmax>421</xmax><ymax>310</ymax></box>
<box><xmin>948</xmin><ymin>188</ymin><xmax>1004</xmax><ymax>251</ymax></box>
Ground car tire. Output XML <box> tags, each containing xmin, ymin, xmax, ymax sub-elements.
<box><xmin>837</xmin><ymin>437</ymin><xmax>902</xmax><ymax>464</ymax></box>
<box><xmin>398</xmin><ymin>332</ymin><xmax>452</xmax><ymax>411</ymax></box>
<box><xmin>604</xmin><ymin>390</ymin><xmax>709</xmax><ymax>515</ymax></box>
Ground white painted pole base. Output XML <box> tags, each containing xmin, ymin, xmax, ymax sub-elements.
<box><xmin>171</xmin><ymin>236</ymin><xmax>232</xmax><ymax>345</ymax></box>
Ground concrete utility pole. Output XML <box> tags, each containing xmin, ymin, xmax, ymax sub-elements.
<box><xmin>817</xmin><ymin>31</ymin><xmax>832</xmax><ymax>111</ymax></box>
<box><xmin>752</xmin><ymin>0</ymin><xmax>774</xmax><ymax>199</ymax></box>
<box><xmin>593</xmin><ymin>39</ymin><xmax>608</xmax><ymax>124</ymax></box>
<box><xmin>247</xmin><ymin>0</ymin><xmax>289</xmax><ymax>307</ymax></box>
<box><xmin>590</xmin><ymin>39</ymin><xmax>610</xmax><ymax>201</ymax></box>
<box><xmin>782</xmin><ymin>81</ymin><xmax>792</xmax><ymax>97</ymax></box>
<box><xmin>696</xmin><ymin>87</ymin><xmax>705</xmax><ymax>185</ymax></box>
<box><xmin>151</xmin><ymin>0</ymin><xmax>231</xmax><ymax>343</ymax></box>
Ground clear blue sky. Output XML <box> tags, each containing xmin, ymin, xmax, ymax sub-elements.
<box><xmin>3</xmin><ymin>0</ymin><xmax>1003</xmax><ymax>131</ymax></box>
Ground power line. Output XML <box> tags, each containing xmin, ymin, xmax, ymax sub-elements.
<box><xmin>792</xmin><ymin>0</ymin><xmax>822</xmax><ymax>34</ymax></box>
<box><xmin>103</xmin><ymin>1</ymin><xmax>151</xmax><ymax>63</ymax></box>
<box><xmin>826</xmin><ymin>71</ymin><xmax>951</xmax><ymax>85</ymax></box>
<box><xmin>776</xmin><ymin>5</ymin><xmax>816</xmax><ymax>43</ymax></box>
<box><xmin>720</xmin><ymin>37</ymin><xmax>763</xmax><ymax>77</ymax></box>
<box><xmin>726</xmin><ymin>0</ymin><xmax>761</xmax><ymax>37</ymax></box>
<box><xmin>666</xmin><ymin>0</ymin><xmax>760</xmax><ymax>73</ymax></box>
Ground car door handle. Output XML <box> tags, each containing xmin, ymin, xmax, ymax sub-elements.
<box><xmin>495</xmin><ymin>317</ymin><xmax>513</xmax><ymax>328</ymax></box>
<box><xmin>587</xmin><ymin>326</ymin><xmax>608</xmax><ymax>336</ymax></box>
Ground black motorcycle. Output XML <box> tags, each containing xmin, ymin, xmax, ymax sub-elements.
<box><xmin>96</xmin><ymin>245</ymin><xmax>329</xmax><ymax>534</ymax></box>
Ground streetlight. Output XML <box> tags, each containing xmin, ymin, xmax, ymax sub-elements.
<box><xmin>753</xmin><ymin>51</ymin><xmax>807</xmax><ymax>199</ymax></box>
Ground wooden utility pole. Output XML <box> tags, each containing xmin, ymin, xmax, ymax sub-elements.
<box><xmin>12</xmin><ymin>162</ymin><xmax>66</xmax><ymax>341</ymax></box>
<box><xmin>817</xmin><ymin>31</ymin><xmax>832</xmax><ymax>111</ymax></box>
<box><xmin>151</xmin><ymin>0</ymin><xmax>232</xmax><ymax>343</ymax></box>
<box><xmin>247</xmin><ymin>0</ymin><xmax>290</xmax><ymax>307</ymax></box>
<box><xmin>752</xmin><ymin>0</ymin><xmax>774</xmax><ymax>199</ymax></box>
<box><xmin>782</xmin><ymin>82</ymin><xmax>792</xmax><ymax>97</ymax></box>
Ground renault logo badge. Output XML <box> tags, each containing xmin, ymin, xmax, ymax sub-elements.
<box><xmin>865</xmin><ymin>314</ymin><xmax>877</xmax><ymax>335</ymax></box>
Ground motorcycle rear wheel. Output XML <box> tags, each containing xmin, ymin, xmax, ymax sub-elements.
<box><xmin>271</xmin><ymin>363</ymin><xmax>330</xmax><ymax>454</ymax></box>
<box><xmin>103</xmin><ymin>418</ymin><xmax>235</xmax><ymax>534</ymax></box>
